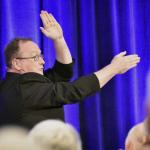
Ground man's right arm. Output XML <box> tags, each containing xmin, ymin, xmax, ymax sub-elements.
<box><xmin>44</xmin><ymin>60</ymin><xmax>74</xmax><ymax>82</ymax></box>
<box><xmin>40</xmin><ymin>11</ymin><xmax>73</xmax><ymax>65</ymax></box>
<box><xmin>40</xmin><ymin>11</ymin><xmax>74</xmax><ymax>82</ymax></box>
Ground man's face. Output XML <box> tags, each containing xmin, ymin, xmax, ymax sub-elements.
<box><xmin>16</xmin><ymin>41</ymin><xmax>45</xmax><ymax>75</ymax></box>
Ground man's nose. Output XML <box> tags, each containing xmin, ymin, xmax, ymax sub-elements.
<box><xmin>39</xmin><ymin>56</ymin><xmax>45</xmax><ymax>65</ymax></box>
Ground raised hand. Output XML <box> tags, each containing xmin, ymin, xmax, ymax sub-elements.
<box><xmin>40</xmin><ymin>10</ymin><xmax>63</xmax><ymax>40</ymax></box>
<box><xmin>111</xmin><ymin>51</ymin><xmax>140</xmax><ymax>74</ymax></box>
<box><xmin>94</xmin><ymin>51</ymin><xmax>140</xmax><ymax>88</ymax></box>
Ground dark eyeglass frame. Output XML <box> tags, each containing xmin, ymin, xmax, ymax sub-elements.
<box><xmin>16</xmin><ymin>54</ymin><xmax>44</xmax><ymax>62</ymax></box>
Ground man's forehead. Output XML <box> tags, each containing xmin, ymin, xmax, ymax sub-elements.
<box><xmin>19</xmin><ymin>41</ymin><xmax>41</xmax><ymax>54</ymax></box>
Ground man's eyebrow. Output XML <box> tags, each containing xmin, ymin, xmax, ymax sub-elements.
<box><xmin>31</xmin><ymin>51</ymin><xmax>41</xmax><ymax>55</ymax></box>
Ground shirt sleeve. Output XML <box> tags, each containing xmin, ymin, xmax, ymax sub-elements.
<box><xmin>44</xmin><ymin>60</ymin><xmax>74</xmax><ymax>82</ymax></box>
<box><xmin>19</xmin><ymin>73</ymin><xmax>100</xmax><ymax>109</ymax></box>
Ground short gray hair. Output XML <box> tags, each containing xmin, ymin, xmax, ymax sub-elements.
<box><xmin>29</xmin><ymin>120</ymin><xmax>82</xmax><ymax>150</ymax></box>
<box><xmin>0</xmin><ymin>126</ymin><xmax>41</xmax><ymax>150</ymax></box>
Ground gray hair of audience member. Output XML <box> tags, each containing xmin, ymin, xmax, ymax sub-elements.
<box><xmin>0</xmin><ymin>126</ymin><xmax>41</xmax><ymax>150</ymax></box>
<box><xmin>28</xmin><ymin>120</ymin><xmax>82</xmax><ymax>150</ymax></box>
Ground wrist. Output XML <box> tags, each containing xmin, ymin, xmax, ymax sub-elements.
<box><xmin>53</xmin><ymin>36</ymin><xmax>64</xmax><ymax>43</ymax></box>
<box><xmin>53</xmin><ymin>36</ymin><xmax>67</xmax><ymax>49</ymax></box>
<box><xmin>109</xmin><ymin>63</ymin><xmax>120</xmax><ymax>75</ymax></box>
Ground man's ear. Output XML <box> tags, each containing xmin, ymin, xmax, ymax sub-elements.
<box><xmin>11</xmin><ymin>58</ymin><xmax>22</xmax><ymax>71</ymax></box>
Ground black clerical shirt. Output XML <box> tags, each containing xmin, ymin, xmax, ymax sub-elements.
<box><xmin>0</xmin><ymin>61</ymin><xmax>100</xmax><ymax>129</ymax></box>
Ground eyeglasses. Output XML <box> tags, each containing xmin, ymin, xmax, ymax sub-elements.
<box><xmin>16</xmin><ymin>54</ymin><xmax>44</xmax><ymax>62</ymax></box>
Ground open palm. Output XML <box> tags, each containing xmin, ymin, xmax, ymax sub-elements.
<box><xmin>40</xmin><ymin>11</ymin><xmax>63</xmax><ymax>40</ymax></box>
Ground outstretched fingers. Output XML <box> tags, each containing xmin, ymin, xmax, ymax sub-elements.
<box><xmin>40</xmin><ymin>14</ymin><xmax>47</xmax><ymax>26</ymax></box>
<box><xmin>124</xmin><ymin>55</ymin><xmax>140</xmax><ymax>63</ymax></box>
<box><xmin>128</xmin><ymin>63</ymin><xmax>138</xmax><ymax>70</ymax></box>
<box><xmin>125</xmin><ymin>54</ymin><xmax>139</xmax><ymax>59</ymax></box>
<box><xmin>49</xmin><ymin>14</ymin><xmax>57</xmax><ymax>23</ymax></box>
<box><xmin>40</xmin><ymin>10</ymin><xmax>51</xmax><ymax>28</ymax></box>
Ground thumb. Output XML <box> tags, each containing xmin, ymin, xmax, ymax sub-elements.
<box><xmin>115</xmin><ymin>51</ymin><xmax>127</xmax><ymax>57</ymax></box>
<box><xmin>40</xmin><ymin>27</ymin><xmax>49</xmax><ymax>36</ymax></box>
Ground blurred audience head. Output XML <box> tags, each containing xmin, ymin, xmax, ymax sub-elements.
<box><xmin>0</xmin><ymin>126</ymin><xmax>40</xmax><ymax>150</ymax></box>
<box><xmin>125</xmin><ymin>70</ymin><xmax>150</xmax><ymax>150</ymax></box>
<box><xmin>29</xmin><ymin>119</ymin><xmax>82</xmax><ymax>150</ymax></box>
<box><xmin>125</xmin><ymin>122</ymin><xmax>150</xmax><ymax>150</ymax></box>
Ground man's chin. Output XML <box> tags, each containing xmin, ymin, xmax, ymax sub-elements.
<box><xmin>38</xmin><ymin>71</ymin><xmax>44</xmax><ymax>75</ymax></box>
<box><xmin>21</xmin><ymin>70</ymin><xmax>44</xmax><ymax>75</ymax></box>
<box><xmin>34</xmin><ymin>70</ymin><xmax>43</xmax><ymax>75</ymax></box>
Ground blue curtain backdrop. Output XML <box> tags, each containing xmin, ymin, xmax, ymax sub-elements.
<box><xmin>0</xmin><ymin>0</ymin><xmax>150</xmax><ymax>149</ymax></box>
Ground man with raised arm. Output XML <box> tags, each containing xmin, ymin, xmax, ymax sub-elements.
<box><xmin>0</xmin><ymin>11</ymin><xmax>140</xmax><ymax>128</ymax></box>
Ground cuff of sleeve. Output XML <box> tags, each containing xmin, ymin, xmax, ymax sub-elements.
<box><xmin>54</xmin><ymin>59</ymin><xmax>75</xmax><ymax>67</ymax></box>
<box><xmin>53</xmin><ymin>59</ymin><xmax>75</xmax><ymax>78</ymax></box>
<box><xmin>74</xmin><ymin>73</ymin><xmax>100</xmax><ymax>97</ymax></box>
